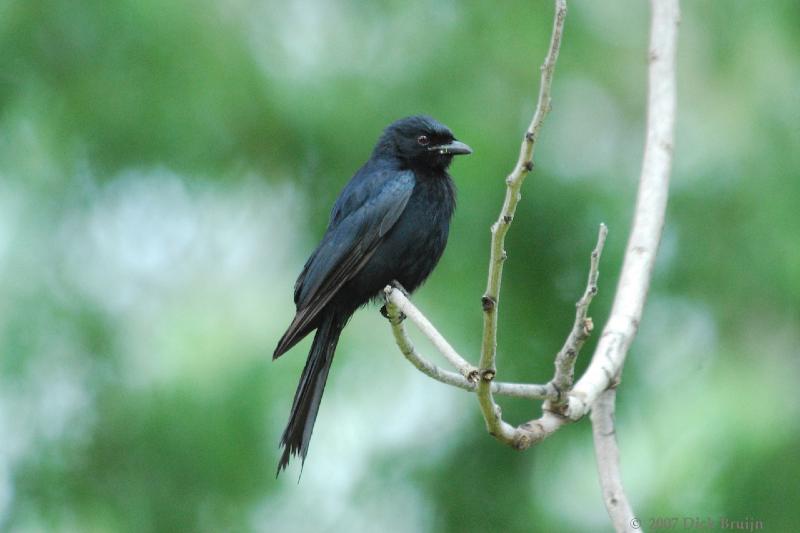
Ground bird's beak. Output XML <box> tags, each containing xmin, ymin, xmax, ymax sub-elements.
<box><xmin>429</xmin><ymin>140</ymin><xmax>473</xmax><ymax>156</ymax></box>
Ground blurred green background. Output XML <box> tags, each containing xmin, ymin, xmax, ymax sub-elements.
<box><xmin>1</xmin><ymin>0</ymin><xmax>798</xmax><ymax>531</ymax></box>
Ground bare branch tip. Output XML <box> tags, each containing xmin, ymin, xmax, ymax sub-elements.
<box><xmin>476</xmin><ymin>0</ymin><xmax>570</xmax><ymax>449</ymax></box>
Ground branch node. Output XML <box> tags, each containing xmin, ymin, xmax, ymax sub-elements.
<box><xmin>481</xmin><ymin>369</ymin><xmax>496</xmax><ymax>382</ymax></box>
<box><xmin>523</xmin><ymin>161</ymin><xmax>534</xmax><ymax>172</ymax></box>
<box><xmin>552</xmin><ymin>382</ymin><xmax>562</xmax><ymax>402</ymax></box>
<box><xmin>481</xmin><ymin>295</ymin><xmax>496</xmax><ymax>312</ymax></box>
<box><xmin>525</xmin><ymin>131</ymin><xmax>535</xmax><ymax>142</ymax></box>
<box><xmin>503</xmin><ymin>214</ymin><xmax>513</xmax><ymax>224</ymax></box>
<box><xmin>514</xmin><ymin>433</ymin><xmax>532</xmax><ymax>450</ymax></box>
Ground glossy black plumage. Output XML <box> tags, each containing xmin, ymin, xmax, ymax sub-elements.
<box><xmin>274</xmin><ymin>115</ymin><xmax>471</xmax><ymax>474</ymax></box>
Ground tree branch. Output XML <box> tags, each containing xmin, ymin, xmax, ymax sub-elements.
<box><xmin>382</xmin><ymin>221</ymin><xmax>609</xmax><ymax>449</ymax></box>
<box><xmin>477</xmin><ymin>0</ymin><xmax>568</xmax><ymax>440</ymax></box>
<box><xmin>483</xmin><ymin>224</ymin><xmax>608</xmax><ymax>450</ymax></box>
<box><xmin>549</xmin><ymin>223</ymin><xmax>607</xmax><ymax>407</ymax></box>
<box><xmin>384</xmin><ymin>285</ymin><xmax>479</xmax><ymax>383</ymax></box>
<box><xmin>591</xmin><ymin>384</ymin><xmax>636</xmax><ymax>532</ymax></box>
<box><xmin>384</xmin><ymin>287</ymin><xmax>555</xmax><ymax>400</ymax></box>
<box><xmin>583</xmin><ymin>2</ymin><xmax>679</xmax><ymax>527</ymax></box>
<box><xmin>567</xmin><ymin>0</ymin><xmax>679</xmax><ymax>421</ymax></box>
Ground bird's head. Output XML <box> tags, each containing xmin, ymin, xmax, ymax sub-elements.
<box><xmin>374</xmin><ymin>115</ymin><xmax>472</xmax><ymax>172</ymax></box>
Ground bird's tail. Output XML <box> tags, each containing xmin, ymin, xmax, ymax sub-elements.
<box><xmin>277</xmin><ymin>312</ymin><xmax>345</xmax><ymax>476</ymax></box>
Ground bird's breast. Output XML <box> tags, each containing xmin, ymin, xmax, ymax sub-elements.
<box><xmin>334</xmin><ymin>175</ymin><xmax>456</xmax><ymax>309</ymax></box>
<box><xmin>377</xmin><ymin>176</ymin><xmax>455</xmax><ymax>288</ymax></box>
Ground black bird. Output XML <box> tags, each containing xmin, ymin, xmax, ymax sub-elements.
<box><xmin>273</xmin><ymin>115</ymin><xmax>472</xmax><ymax>474</ymax></box>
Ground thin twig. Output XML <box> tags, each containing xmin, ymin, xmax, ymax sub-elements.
<box><xmin>496</xmin><ymin>225</ymin><xmax>608</xmax><ymax>450</ymax></box>
<box><xmin>549</xmin><ymin>223</ymin><xmax>607</xmax><ymax>408</ymax></box>
<box><xmin>385</xmin><ymin>286</ymin><xmax>479</xmax><ymax>382</ymax></box>
<box><xmin>567</xmin><ymin>0</ymin><xmax>679</xmax><ymax>421</ymax></box>
<box><xmin>493</xmin><ymin>380</ymin><xmax>554</xmax><ymax>400</ymax></box>
<box><xmin>384</xmin><ymin>287</ymin><xmax>554</xmax><ymax>399</ymax></box>
<box><xmin>591</xmin><ymin>383</ymin><xmax>636</xmax><ymax>533</ymax></box>
<box><xmin>477</xmin><ymin>0</ymin><xmax>568</xmax><ymax>439</ymax></box>
<box><xmin>383</xmin><ymin>220</ymin><xmax>604</xmax><ymax>448</ymax></box>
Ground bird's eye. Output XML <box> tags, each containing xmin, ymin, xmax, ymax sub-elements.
<box><xmin>417</xmin><ymin>135</ymin><xmax>430</xmax><ymax>146</ymax></box>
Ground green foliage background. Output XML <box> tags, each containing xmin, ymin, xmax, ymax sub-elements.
<box><xmin>1</xmin><ymin>0</ymin><xmax>798</xmax><ymax>531</ymax></box>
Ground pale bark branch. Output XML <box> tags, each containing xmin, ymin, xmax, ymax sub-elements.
<box><xmin>591</xmin><ymin>384</ymin><xmax>636</xmax><ymax>533</ymax></box>
<box><xmin>483</xmin><ymin>224</ymin><xmax>608</xmax><ymax>450</ymax></box>
<box><xmin>586</xmin><ymin>2</ymin><xmax>679</xmax><ymax>528</ymax></box>
<box><xmin>549</xmin><ymin>223</ymin><xmax>607</xmax><ymax>406</ymax></box>
<box><xmin>567</xmin><ymin>0</ymin><xmax>679</xmax><ymax>421</ymax></box>
<box><xmin>477</xmin><ymin>0</ymin><xmax>568</xmax><ymax>440</ymax></box>
<box><xmin>383</xmin><ymin>220</ymin><xmax>607</xmax><ymax>450</ymax></box>
<box><xmin>384</xmin><ymin>285</ymin><xmax>479</xmax><ymax>382</ymax></box>
<box><xmin>383</xmin><ymin>287</ymin><xmax>555</xmax><ymax>400</ymax></box>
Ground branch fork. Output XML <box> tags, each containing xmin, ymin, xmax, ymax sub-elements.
<box><xmin>381</xmin><ymin>0</ymin><xmax>679</xmax><ymax>530</ymax></box>
<box><xmin>383</xmin><ymin>221</ymin><xmax>606</xmax><ymax>449</ymax></box>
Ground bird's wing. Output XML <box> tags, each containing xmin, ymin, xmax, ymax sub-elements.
<box><xmin>274</xmin><ymin>170</ymin><xmax>415</xmax><ymax>358</ymax></box>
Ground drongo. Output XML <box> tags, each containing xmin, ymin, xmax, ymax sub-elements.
<box><xmin>274</xmin><ymin>115</ymin><xmax>472</xmax><ymax>474</ymax></box>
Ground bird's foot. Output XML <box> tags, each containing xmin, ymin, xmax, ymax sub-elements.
<box><xmin>380</xmin><ymin>304</ymin><xmax>406</xmax><ymax>322</ymax></box>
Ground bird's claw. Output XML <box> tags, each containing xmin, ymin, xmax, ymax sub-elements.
<box><xmin>380</xmin><ymin>304</ymin><xmax>405</xmax><ymax>322</ymax></box>
<box><xmin>391</xmin><ymin>280</ymin><xmax>410</xmax><ymax>297</ymax></box>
